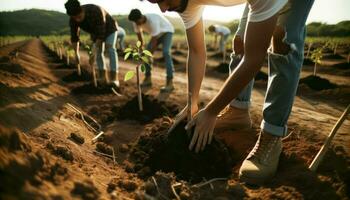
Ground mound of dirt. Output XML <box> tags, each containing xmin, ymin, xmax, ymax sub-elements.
<box><xmin>51</xmin><ymin>63</ymin><xmax>74</xmax><ymax>70</ymax></box>
<box><xmin>322</xmin><ymin>53</ymin><xmax>344</xmax><ymax>60</ymax></box>
<box><xmin>71</xmin><ymin>83</ymin><xmax>113</xmax><ymax>95</ymax></box>
<box><xmin>214</xmin><ymin>62</ymin><xmax>230</xmax><ymax>73</ymax></box>
<box><xmin>0</xmin><ymin>62</ymin><xmax>24</xmax><ymax>74</ymax></box>
<box><xmin>71</xmin><ymin>180</ymin><xmax>100</xmax><ymax>200</ymax></box>
<box><xmin>299</xmin><ymin>75</ymin><xmax>338</xmax><ymax>91</ymax></box>
<box><xmin>303</xmin><ymin>58</ymin><xmax>315</xmax><ymax>66</ymax></box>
<box><xmin>332</xmin><ymin>61</ymin><xmax>350</xmax><ymax>70</ymax></box>
<box><xmin>62</xmin><ymin>70</ymin><xmax>92</xmax><ymax>82</ymax></box>
<box><xmin>129</xmin><ymin>118</ymin><xmax>234</xmax><ymax>182</ymax></box>
<box><xmin>116</xmin><ymin>94</ymin><xmax>178</xmax><ymax>123</ymax></box>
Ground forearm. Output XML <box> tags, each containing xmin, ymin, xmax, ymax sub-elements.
<box><xmin>187</xmin><ymin>50</ymin><xmax>206</xmax><ymax>106</ymax></box>
<box><xmin>73</xmin><ymin>42</ymin><xmax>80</xmax><ymax>63</ymax></box>
<box><xmin>137</xmin><ymin>33</ymin><xmax>144</xmax><ymax>46</ymax></box>
<box><xmin>206</xmin><ymin>16</ymin><xmax>278</xmax><ymax>115</ymax></box>
<box><xmin>149</xmin><ymin>37</ymin><xmax>158</xmax><ymax>53</ymax></box>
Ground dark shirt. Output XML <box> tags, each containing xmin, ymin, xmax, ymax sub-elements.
<box><xmin>70</xmin><ymin>4</ymin><xmax>117</xmax><ymax>43</ymax></box>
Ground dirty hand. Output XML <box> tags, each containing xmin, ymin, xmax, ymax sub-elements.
<box><xmin>186</xmin><ymin>108</ymin><xmax>216</xmax><ymax>153</ymax></box>
<box><xmin>232</xmin><ymin>35</ymin><xmax>244</xmax><ymax>56</ymax></box>
<box><xmin>167</xmin><ymin>103</ymin><xmax>198</xmax><ymax>134</ymax></box>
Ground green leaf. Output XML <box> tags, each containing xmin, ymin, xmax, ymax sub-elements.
<box><xmin>136</xmin><ymin>41</ymin><xmax>141</xmax><ymax>48</ymax></box>
<box><xmin>140</xmin><ymin>64</ymin><xmax>146</xmax><ymax>72</ymax></box>
<box><xmin>124</xmin><ymin>48</ymin><xmax>133</xmax><ymax>53</ymax></box>
<box><xmin>124</xmin><ymin>52</ymin><xmax>131</xmax><ymax>60</ymax></box>
<box><xmin>141</xmin><ymin>56</ymin><xmax>150</xmax><ymax>65</ymax></box>
<box><xmin>124</xmin><ymin>71</ymin><xmax>135</xmax><ymax>81</ymax></box>
<box><xmin>132</xmin><ymin>52</ymin><xmax>139</xmax><ymax>60</ymax></box>
<box><xmin>142</xmin><ymin>50</ymin><xmax>153</xmax><ymax>57</ymax></box>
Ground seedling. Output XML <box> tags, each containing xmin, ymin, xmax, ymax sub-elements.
<box><xmin>65</xmin><ymin>46</ymin><xmax>73</xmax><ymax>65</ymax></box>
<box><xmin>84</xmin><ymin>44</ymin><xmax>98</xmax><ymax>87</ymax></box>
<box><xmin>310</xmin><ymin>47</ymin><xmax>323</xmax><ymax>76</ymax></box>
<box><xmin>306</xmin><ymin>42</ymin><xmax>313</xmax><ymax>58</ymax></box>
<box><xmin>123</xmin><ymin>41</ymin><xmax>153</xmax><ymax>111</ymax></box>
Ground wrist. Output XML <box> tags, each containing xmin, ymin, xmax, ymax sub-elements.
<box><xmin>205</xmin><ymin>102</ymin><xmax>220</xmax><ymax>116</ymax></box>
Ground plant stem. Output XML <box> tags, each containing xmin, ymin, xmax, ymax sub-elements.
<box><xmin>92</xmin><ymin>65</ymin><xmax>97</xmax><ymax>88</ymax></box>
<box><xmin>66</xmin><ymin>50</ymin><xmax>70</xmax><ymax>65</ymax></box>
<box><xmin>313</xmin><ymin>62</ymin><xmax>317</xmax><ymax>76</ymax></box>
<box><xmin>136</xmin><ymin>65</ymin><xmax>143</xmax><ymax>111</ymax></box>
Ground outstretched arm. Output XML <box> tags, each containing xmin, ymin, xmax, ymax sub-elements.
<box><xmin>187</xmin><ymin>14</ymin><xmax>278</xmax><ymax>152</ymax></box>
<box><xmin>167</xmin><ymin>20</ymin><xmax>205</xmax><ymax>133</ymax></box>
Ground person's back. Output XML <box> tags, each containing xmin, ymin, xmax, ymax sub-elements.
<box><xmin>69</xmin><ymin>4</ymin><xmax>117</xmax><ymax>42</ymax></box>
<box><xmin>134</xmin><ymin>13</ymin><xmax>174</xmax><ymax>37</ymax></box>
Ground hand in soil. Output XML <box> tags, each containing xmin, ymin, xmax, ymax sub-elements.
<box><xmin>186</xmin><ymin>108</ymin><xmax>217</xmax><ymax>153</ymax></box>
<box><xmin>167</xmin><ymin>103</ymin><xmax>198</xmax><ymax>134</ymax></box>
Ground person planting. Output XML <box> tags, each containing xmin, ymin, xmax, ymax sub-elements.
<box><xmin>128</xmin><ymin>9</ymin><xmax>176</xmax><ymax>92</ymax></box>
<box><xmin>65</xmin><ymin>0</ymin><xmax>120</xmax><ymax>89</ymax></box>
<box><xmin>208</xmin><ymin>24</ymin><xmax>231</xmax><ymax>62</ymax></box>
<box><xmin>147</xmin><ymin>0</ymin><xmax>315</xmax><ymax>185</ymax></box>
<box><xmin>117</xmin><ymin>26</ymin><xmax>126</xmax><ymax>51</ymax></box>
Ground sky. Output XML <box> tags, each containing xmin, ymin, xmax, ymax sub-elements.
<box><xmin>0</xmin><ymin>0</ymin><xmax>349</xmax><ymax>24</ymax></box>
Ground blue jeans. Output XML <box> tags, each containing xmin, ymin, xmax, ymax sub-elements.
<box><xmin>117</xmin><ymin>31</ymin><xmax>125</xmax><ymax>50</ymax></box>
<box><xmin>230</xmin><ymin>0</ymin><xmax>315</xmax><ymax>137</ymax></box>
<box><xmin>219</xmin><ymin>34</ymin><xmax>230</xmax><ymax>52</ymax></box>
<box><xmin>145</xmin><ymin>32</ymin><xmax>174</xmax><ymax>79</ymax></box>
<box><xmin>96</xmin><ymin>31</ymin><xmax>118</xmax><ymax>72</ymax></box>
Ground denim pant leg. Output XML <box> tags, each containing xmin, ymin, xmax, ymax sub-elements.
<box><xmin>219</xmin><ymin>34</ymin><xmax>229</xmax><ymax>52</ymax></box>
<box><xmin>145</xmin><ymin>42</ymin><xmax>153</xmax><ymax>77</ymax></box>
<box><xmin>261</xmin><ymin>0</ymin><xmax>315</xmax><ymax>137</ymax></box>
<box><xmin>160</xmin><ymin>32</ymin><xmax>175</xmax><ymax>79</ymax></box>
<box><xmin>95</xmin><ymin>43</ymin><xmax>105</xmax><ymax>70</ymax></box>
<box><xmin>105</xmin><ymin>31</ymin><xmax>118</xmax><ymax>72</ymax></box>
<box><xmin>118</xmin><ymin>33</ymin><xmax>125</xmax><ymax>50</ymax></box>
<box><xmin>229</xmin><ymin>53</ymin><xmax>254</xmax><ymax>109</ymax></box>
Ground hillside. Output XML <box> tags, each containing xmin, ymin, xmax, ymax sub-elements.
<box><xmin>0</xmin><ymin>9</ymin><xmax>349</xmax><ymax>37</ymax></box>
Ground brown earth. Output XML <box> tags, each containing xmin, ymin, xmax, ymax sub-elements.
<box><xmin>0</xmin><ymin>39</ymin><xmax>349</xmax><ymax>199</ymax></box>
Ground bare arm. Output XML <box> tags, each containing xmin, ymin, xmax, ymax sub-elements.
<box><xmin>137</xmin><ymin>32</ymin><xmax>144</xmax><ymax>47</ymax></box>
<box><xmin>186</xmin><ymin>20</ymin><xmax>206</xmax><ymax>113</ymax></box>
<box><xmin>73</xmin><ymin>41</ymin><xmax>80</xmax><ymax>64</ymax></box>
<box><xmin>206</xmin><ymin>16</ymin><xmax>278</xmax><ymax>115</ymax></box>
<box><xmin>149</xmin><ymin>36</ymin><xmax>158</xmax><ymax>53</ymax></box>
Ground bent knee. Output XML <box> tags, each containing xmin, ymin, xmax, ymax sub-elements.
<box><xmin>272</xmin><ymin>25</ymin><xmax>290</xmax><ymax>55</ymax></box>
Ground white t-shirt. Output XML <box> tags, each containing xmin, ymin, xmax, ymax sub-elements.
<box><xmin>213</xmin><ymin>25</ymin><xmax>231</xmax><ymax>35</ymax></box>
<box><xmin>180</xmin><ymin>0</ymin><xmax>288</xmax><ymax>29</ymax></box>
<box><xmin>117</xmin><ymin>26</ymin><xmax>125</xmax><ymax>36</ymax></box>
<box><xmin>133</xmin><ymin>13</ymin><xmax>175</xmax><ymax>37</ymax></box>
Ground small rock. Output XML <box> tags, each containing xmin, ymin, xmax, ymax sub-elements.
<box><xmin>55</xmin><ymin>145</ymin><xmax>74</xmax><ymax>161</ymax></box>
<box><xmin>70</xmin><ymin>132</ymin><xmax>85</xmax><ymax>144</ymax></box>
<box><xmin>96</xmin><ymin>142</ymin><xmax>113</xmax><ymax>155</ymax></box>
<box><xmin>118</xmin><ymin>180</ymin><xmax>138</xmax><ymax>191</ymax></box>
<box><xmin>119</xmin><ymin>144</ymin><xmax>129</xmax><ymax>153</ymax></box>
<box><xmin>107</xmin><ymin>182</ymin><xmax>117</xmax><ymax>193</ymax></box>
<box><xmin>123</xmin><ymin>160</ymin><xmax>134</xmax><ymax>173</ymax></box>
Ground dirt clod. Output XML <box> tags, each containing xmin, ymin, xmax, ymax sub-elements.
<box><xmin>46</xmin><ymin>142</ymin><xmax>74</xmax><ymax>161</ymax></box>
<box><xmin>96</xmin><ymin>142</ymin><xmax>113</xmax><ymax>155</ymax></box>
<box><xmin>299</xmin><ymin>75</ymin><xmax>338</xmax><ymax>91</ymax></box>
<box><xmin>71</xmin><ymin>180</ymin><xmax>100</xmax><ymax>200</ymax></box>
<box><xmin>69</xmin><ymin>132</ymin><xmax>85</xmax><ymax>144</ymax></box>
